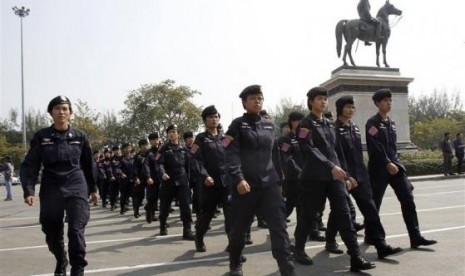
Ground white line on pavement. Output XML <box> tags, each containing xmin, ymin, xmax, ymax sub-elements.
<box><xmin>30</xmin><ymin>225</ymin><xmax>465</xmax><ymax>276</ymax></box>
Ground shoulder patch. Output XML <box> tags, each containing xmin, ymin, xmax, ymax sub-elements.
<box><xmin>281</xmin><ymin>142</ymin><xmax>291</xmax><ymax>153</ymax></box>
<box><xmin>223</xmin><ymin>135</ymin><xmax>234</xmax><ymax>147</ymax></box>
<box><xmin>368</xmin><ymin>125</ymin><xmax>378</xmax><ymax>136</ymax></box>
<box><xmin>298</xmin><ymin>128</ymin><xmax>311</xmax><ymax>139</ymax></box>
<box><xmin>190</xmin><ymin>144</ymin><xmax>199</xmax><ymax>154</ymax></box>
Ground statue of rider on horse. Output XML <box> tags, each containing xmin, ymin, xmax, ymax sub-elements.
<box><xmin>357</xmin><ymin>0</ymin><xmax>383</xmax><ymax>45</ymax></box>
<box><xmin>336</xmin><ymin>0</ymin><xmax>402</xmax><ymax>67</ymax></box>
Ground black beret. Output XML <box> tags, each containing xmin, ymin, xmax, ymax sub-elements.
<box><xmin>335</xmin><ymin>95</ymin><xmax>355</xmax><ymax>116</ymax></box>
<box><xmin>111</xmin><ymin>145</ymin><xmax>120</xmax><ymax>151</ymax></box>
<box><xmin>47</xmin><ymin>96</ymin><xmax>72</xmax><ymax>113</ymax></box>
<box><xmin>239</xmin><ymin>84</ymin><xmax>262</xmax><ymax>99</ymax></box>
<box><xmin>138</xmin><ymin>139</ymin><xmax>149</xmax><ymax>146</ymax></box>
<box><xmin>201</xmin><ymin>105</ymin><xmax>220</xmax><ymax>120</ymax></box>
<box><xmin>306</xmin><ymin>87</ymin><xmax>328</xmax><ymax>100</ymax></box>
<box><xmin>288</xmin><ymin>111</ymin><xmax>305</xmax><ymax>122</ymax></box>
<box><xmin>148</xmin><ymin>132</ymin><xmax>159</xmax><ymax>140</ymax></box>
<box><xmin>183</xmin><ymin>131</ymin><xmax>194</xmax><ymax>140</ymax></box>
<box><xmin>166</xmin><ymin>124</ymin><xmax>178</xmax><ymax>133</ymax></box>
<box><xmin>372</xmin><ymin>88</ymin><xmax>392</xmax><ymax>102</ymax></box>
<box><xmin>121</xmin><ymin>143</ymin><xmax>131</xmax><ymax>149</ymax></box>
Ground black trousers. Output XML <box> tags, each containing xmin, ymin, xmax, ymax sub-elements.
<box><xmin>229</xmin><ymin>183</ymin><xmax>292</xmax><ymax>267</ymax></box>
<box><xmin>326</xmin><ymin>180</ymin><xmax>387</xmax><ymax>248</ymax></box>
<box><xmin>101</xmin><ymin>179</ymin><xmax>110</xmax><ymax>206</ymax></box>
<box><xmin>145</xmin><ymin>183</ymin><xmax>160</xmax><ymax>215</ymax></box>
<box><xmin>159</xmin><ymin>183</ymin><xmax>192</xmax><ymax>226</ymax></box>
<box><xmin>294</xmin><ymin>179</ymin><xmax>360</xmax><ymax>257</ymax></box>
<box><xmin>284</xmin><ymin>180</ymin><xmax>300</xmax><ymax>218</ymax></box>
<box><xmin>457</xmin><ymin>155</ymin><xmax>464</xmax><ymax>174</ymax></box>
<box><xmin>119</xmin><ymin>178</ymin><xmax>132</xmax><ymax>210</ymax></box>
<box><xmin>108</xmin><ymin>179</ymin><xmax>120</xmax><ymax>207</ymax></box>
<box><xmin>40</xmin><ymin>196</ymin><xmax>90</xmax><ymax>271</ymax></box>
<box><xmin>190</xmin><ymin>180</ymin><xmax>200</xmax><ymax>214</ymax></box>
<box><xmin>370</xmin><ymin>170</ymin><xmax>421</xmax><ymax>240</ymax></box>
<box><xmin>195</xmin><ymin>185</ymin><xmax>231</xmax><ymax>237</ymax></box>
<box><xmin>443</xmin><ymin>153</ymin><xmax>453</xmax><ymax>174</ymax></box>
<box><xmin>132</xmin><ymin>183</ymin><xmax>146</xmax><ymax>214</ymax></box>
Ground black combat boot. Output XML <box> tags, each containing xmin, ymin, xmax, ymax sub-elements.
<box><xmin>350</xmin><ymin>255</ymin><xmax>376</xmax><ymax>272</ymax></box>
<box><xmin>159</xmin><ymin>221</ymin><xmax>168</xmax><ymax>236</ymax></box>
<box><xmin>229</xmin><ymin>250</ymin><xmax>243</xmax><ymax>276</ymax></box>
<box><xmin>182</xmin><ymin>222</ymin><xmax>195</xmax><ymax>240</ymax></box>
<box><xmin>54</xmin><ymin>253</ymin><xmax>68</xmax><ymax>276</ymax></box>
<box><xmin>195</xmin><ymin>233</ymin><xmax>206</xmax><ymax>252</ymax></box>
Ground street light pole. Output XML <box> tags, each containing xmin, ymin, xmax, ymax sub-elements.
<box><xmin>12</xmin><ymin>6</ymin><xmax>30</xmax><ymax>155</ymax></box>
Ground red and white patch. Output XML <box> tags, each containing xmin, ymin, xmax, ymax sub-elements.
<box><xmin>298</xmin><ymin>128</ymin><xmax>310</xmax><ymax>139</ymax></box>
<box><xmin>281</xmin><ymin>143</ymin><xmax>291</xmax><ymax>152</ymax></box>
<box><xmin>368</xmin><ymin>126</ymin><xmax>378</xmax><ymax>136</ymax></box>
<box><xmin>190</xmin><ymin>144</ymin><xmax>199</xmax><ymax>154</ymax></box>
<box><xmin>223</xmin><ymin>135</ymin><xmax>234</xmax><ymax>147</ymax></box>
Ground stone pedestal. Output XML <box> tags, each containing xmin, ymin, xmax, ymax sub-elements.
<box><xmin>321</xmin><ymin>66</ymin><xmax>416</xmax><ymax>149</ymax></box>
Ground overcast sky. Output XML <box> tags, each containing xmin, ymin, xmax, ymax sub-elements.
<box><xmin>1</xmin><ymin>0</ymin><xmax>464</xmax><ymax>124</ymax></box>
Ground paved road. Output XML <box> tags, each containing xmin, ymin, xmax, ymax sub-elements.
<box><xmin>0</xmin><ymin>178</ymin><xmax>464</xmax><ymax>276</ymax></box>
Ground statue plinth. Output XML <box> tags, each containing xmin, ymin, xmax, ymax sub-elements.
<box><xmin>321</xmin><ymin>66</ymin><xmax>416</xmax><ymax>150</ymax></box>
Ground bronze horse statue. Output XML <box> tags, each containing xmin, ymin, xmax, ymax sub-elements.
<box><xmin>336</xmin><ymin>1</ymin><xmax>402</xmax><ymax>67</ymax></box>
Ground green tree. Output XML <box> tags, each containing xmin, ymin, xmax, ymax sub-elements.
<box><xmin>72</xmin><ymin>100</ymin><xmax>105</xmax><ymax>148</ymax></box>
<box><xmin>121</xmin><ymin>79</ymin><xmax>203</xmax><ymax>139</ymax></box>
<box><xmin>268</xmin><ymin>98</ymin><xmax>307</xmax><ymax>134</ymax></box>
<box><xmin>99</xmin><ymin>111</ymin><xmax>132</xmax><ymax>148</ymax></box>
<box><xmin>409</xmin><ymin>88</ymin><xmax>465</xmax><ymax>149</ymax></box>
<box><xmin>25</xmin><ymin>108</ymin><xmax>51</xmax><ymax>141</ymax></box>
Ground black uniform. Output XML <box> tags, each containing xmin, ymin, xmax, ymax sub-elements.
<box><xmin>101</xmin><ymin>156</ymin><xmax>114</xmax><ymax>207</ymax></box>
<box><xmin>192</xmin><ymin>131</ymin><xmax>232</xmax><ymax>245</ymax></box>
<box><xmin>109</xmin><ymin>155</ymin><xmax>122</xmax><ymax>210</ymax></box>
<box><xmin>276</xmin><ymin>133</ymin><xmax>302</xmax><ymax>218</ymax></box>
<box><xmin>225</xmin><ymin>113</ymin><xmax>294</xmax><ymax>273</ymax></box>
<box><xmin>133</xmin><ymin>151</ymin><xmax>150</xmax><ymax>218</ymax></box>
<box><xmin>149</xmin><ymin>146</ymin><xmax>161</xmax><ymax>211</ymax></box>
<box><xmin>119</xmin><ymin>154</ymin><xmax>135</xmax><ymax>214</ymax></box>
<box><xmin>365</xmin><ymin>113</ymin><xmax>422</xmax><ymax>241</ymax></box>
<box><xmin>157</xmin><ymin>142</ymin><xmax>193</xmax><ymax>236</ymax></box>
<box><xmin>20</xmin><ymin>126</ymin><xmax>97</xmax><ymax>276</ymax></box>
<box><xmin>331</xmin><ymin>120</ymin><xmax>389</xmax><ymax>249</ymax></box>
<box><xmin>294</xmin><ymin>113</ymin><xmax>360</xmax><ymax>258</ymax></box>
<box><xmin>145</xmin><ymin>150</ymin><xmax>159</xmax><ymax>223</ymax></box>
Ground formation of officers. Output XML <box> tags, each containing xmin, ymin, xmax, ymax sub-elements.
<box><xmin>25</xmin><ymin>86</ymin><xmax>438</xmax><ymax>276</ymax></box>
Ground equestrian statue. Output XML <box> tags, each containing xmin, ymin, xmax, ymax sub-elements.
<box><xmin>336</xmin><ymin>0</ymin><xmax>402</xmax><ymax>67</ymax></box>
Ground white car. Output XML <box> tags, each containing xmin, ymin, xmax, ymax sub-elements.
<box><xmin>0</xmin><ymin>173</ymin><xmax>21</xmax><ymax>185</ymax></box>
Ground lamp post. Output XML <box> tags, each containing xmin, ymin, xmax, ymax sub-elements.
<box><xmin>12</xmin><ymin>6</ymin><xmax>30</xmax><ymax>155</ymax></box>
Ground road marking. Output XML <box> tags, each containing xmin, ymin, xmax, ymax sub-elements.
<box><xmin>30</xmin><ymin>225</ymin><xmax>465</xmax><ymax>276</ymax></box>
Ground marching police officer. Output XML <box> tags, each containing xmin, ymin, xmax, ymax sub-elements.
<box><xmin>225</xmin><ymin>85</ymin><xmax>295</xmax><ymax>276</ymax></box>
<box><xmin>293</xmin><ymin>87</ymin><xmax>375</xmax><ymax>272</ymax></box>
<box><xmin>119</xmin><ymin>143</ymin><xmax>135</xmax><ymax>215</ymax></box>
<box><xmin>326</xmin><ymin>95</ymin><xmax>402</xmax><ymax>258</ymax></box>
<box><xmin>157</xmin><ymin>124</ymin><xmax>194</xmax><ymax>240</ymax></box>
<box><xmin>20</xmin><ymin>96</ymin><xmax>98</xmax><ymax>276</ymax></box>
<box><xmin>109</xmin><ymin>145</ymin><xmax>122</xmax><ymax>211</ymax></box>
<box><xmin>148</xmin><ymin>132</ymin><xmax>162</xmax><ymax>213</ymax></box>
<box><xmin>191</xmin><ymin>105</ymin><xmax>232</xmax><ymax>252</ymax></box>
<box><xmin>366</xmin><ymin>89</ymin><xmax>437</xmax><ymax>248</ymax></box>
<box><xmin>101</xmin><ymin>149</ymin><xmax>114</xmax><ymax>208</ymax></box>
<box><xmin>133</xmin><ymin>139</ymin><xmax>152</xmax><ymax>219</ymax></box>
<box><xmin>183</xmin><ymin>131</ymin><xmax>200</xmax><ymax>215</ymax></box>
<box><xmin>276</xmin><ymin>112</ymin><xmax>305</xmax><ymax>219</ymax></box>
